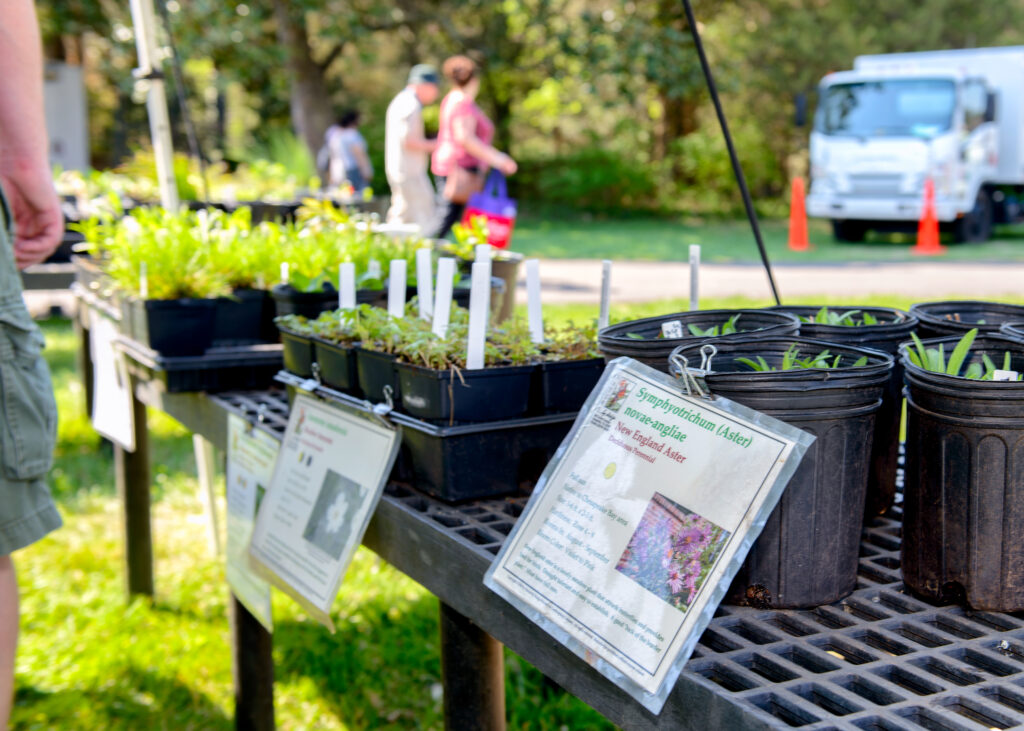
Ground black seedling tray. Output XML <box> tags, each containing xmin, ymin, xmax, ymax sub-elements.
<box><xmin>118</xmin><ymin>337</ymin><xmax>283</xmax><ymax>393</ymax></box>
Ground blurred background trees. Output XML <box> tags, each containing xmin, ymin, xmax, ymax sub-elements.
<box><xmin>36</xmin><ymin>0</ymin><xmax>1024</xmax><ymax>214</ymax></box>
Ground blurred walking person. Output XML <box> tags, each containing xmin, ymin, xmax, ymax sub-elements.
<box><xmin>326</xmin><ymin>110</ymin><xmax>373</xmax><ymax>193</ymax></box>
<box><xmin>430</xmin><ymin>55</ymin><xmax>517</xmax><ymax>239</ymax></box>
<box><xmin>385</xmin><ymin>65</ymin><xmax>440</xmax><ymax>232</ymax></box>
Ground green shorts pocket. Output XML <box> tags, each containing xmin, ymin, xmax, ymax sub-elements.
<box><xmin>0</xmin><ymin>316</ymin><xmax>56</xmax><ymax>481</ymax></box>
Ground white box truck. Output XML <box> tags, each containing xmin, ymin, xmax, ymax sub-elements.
<box><xmin>806</xmin><ymin>46</ymin><xmax>1024</xmax><ymax>242</ymax></box>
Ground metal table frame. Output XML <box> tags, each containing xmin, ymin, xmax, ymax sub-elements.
<box><xmin>77</xmin><ymin>312</ymin><xmax>1024</xmax><ymax>731</ymax></box>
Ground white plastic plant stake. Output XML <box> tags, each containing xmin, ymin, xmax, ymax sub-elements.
<box><xmin>140</xmin><ymin>262</ymin><xmax>148</xmax><ymax>299</ymax></box>
<box><xmin>416</xmin><ymin>248</ymin><xmax>433</xmax><ymax>320</ymax></box>
<box><xmin>432</xmin><ymin>257</ymin><xmax>456</xmax><ymax>339</ymax></box>
<box><xmin>598</xmin><ymin>259</ymin><xmax>612</xmax><ymax>331</ymax></box>
<box><xmin>466</xmin><ymin>261</ymin><xmax>491</xmax><ymax>370</ymax></box>
<box><xmin>368</xmin><ymin>259</ymin><xmax>382</xmax><ymax>281</ymax></box>
<box><xmin>689</xmin><ymin>244</ymin><xmax>701</xmax><ymax>311</ymax></box>
<box><xmin>526</xmin><ymin>258</ymin><xmax>544</xmax><ymax>344</ymax></box>
<box><xmin>475</xmin><ymin>244</ymin><xmax>491</xmax><ymax>263</ymax></box>
<box><xmin>280</xmin><ymin>262</ymin><xmax>289</xmax><ymax>286</ymax></box>
<box><xmin>339</xmin><ymin>262</ymin><xmax>356</xmax><ymax>310</ymax></box>
<box><xmin>388</xmin><ymin>260</ymin><xmax>407</xmax><ymax>318</ymax></box>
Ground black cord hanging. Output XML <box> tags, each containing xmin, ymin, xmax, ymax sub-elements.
<box><xmin>679</xmin><ymin>0</ymin><xmax>782</xmax><ymax>305</ymax></box>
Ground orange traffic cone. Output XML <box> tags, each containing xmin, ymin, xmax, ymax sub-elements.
<box><xmin>787</xmin><ymin>176</ymin><xmax>810</xmax><ymax>251</ymax></box>
<box><xmin>913</xmin><ymin>178</ymin><xmax>944</xmax><ymax>255</ymax></box>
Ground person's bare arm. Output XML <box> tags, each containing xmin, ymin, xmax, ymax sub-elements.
<box><xmin>0</xmin><ymin>0</ymin><xmax>62</xmax><ymax>269</ymax></box>
<box><xmin>404</xmin><ymin>135</ymin><xmax>437</xmax><ymax>154</ymax></box>
<box><xmin>352</xmin><ymin>143</ymin><xmax>373</xmax><ymax>181</ymax></box>
<box><xmin>452</xmin><ymin>114</ymin><xmax>517</xmax><ymax>175</ymax></box>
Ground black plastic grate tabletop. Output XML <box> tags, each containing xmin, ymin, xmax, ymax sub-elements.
<box><xmin>212</xmin><ymin>390</ymin><xmax>1024</xmax><ymax>730</ymax></box>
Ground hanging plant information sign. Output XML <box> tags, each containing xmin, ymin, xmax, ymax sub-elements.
<box><xmin>485</xmin><ymin>357</ymin><xmax>814</xmax><ymax>713</ymax></box>
<box><xmin>249</xmin><ymin>394</ymin><xmax>400</xmax><ymax>630</ymax></box>
<box><xmin>226</xmin><ymin>414</ymin><xmax>280</xmax><ymax>631</ymax></box>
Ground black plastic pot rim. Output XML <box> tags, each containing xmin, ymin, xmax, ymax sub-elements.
<box><xmin>904</xmin><ymin>390</ymin><xmax>1024</xmax><ymax>429</ymax></box>
<box><xmin>767</xmin><ymin>304</ymin><xmax>918</xmax><ymax>338</ymax></box>
<box><xmin>672</xmin><ymin>336</ymin><xmax>894</xmax><ymax>379</ymax></box>
<box><xmin>598</xmin><ymin>309</ymin><xmax>799</xmax><ymax>345</ymax></box>
<box><xmin>311</xmin><ymin>335</ymin><xmax>357</xmax><ymax>350</ymax></box>
<box><xmin>741</xmin><ymin>397</ymin><xmax>884</xmax><ymax>422</ymax></box>
<box><xmin>126</xmin><ymin>296</ymin><xmax>220</xmax><ymax>308</ymax></box>
<box><xmin>910</xmin><ymin>300</ymin><xmax>1024</xmax><ymax>325</ymax></box>
<box><xmin>395</xmin><ymin>361</ymin><xmax>535</xmax><ymax>378</ymax></box>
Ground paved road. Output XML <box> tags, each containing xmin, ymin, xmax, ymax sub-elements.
<box><xmin>520</xmin><ymin>259</ymin><xmax>1024</xmax><ymax>304</ymax></box>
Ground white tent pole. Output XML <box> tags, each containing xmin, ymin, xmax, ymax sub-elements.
<box><xmin>128</xmin><ymin>0</ymin><xmax>179</xmax><ymax>210</ymax></box>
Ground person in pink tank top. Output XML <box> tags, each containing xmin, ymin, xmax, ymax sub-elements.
<box><xmin>429</xmin><ymin>55</ymin><xmax>517</xmax><ymax>239</ymax></box>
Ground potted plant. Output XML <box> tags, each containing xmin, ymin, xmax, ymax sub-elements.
<box><xmin>598</xmin><ymin>309</ymin><xmax>800</xmax><ymax>372</ymax></box>
<box><xmin>769</xmin><ymin>305</ymin><xmax>919</xmax><ymax>516</ymax></box>
<box><xmin>534</xmin><ymin>321</ymin><xmax>605</xmax><ymax>414</ymax></box>
<box><xmin>439</xmin><ymin>216</ymin><xmax>522</xmax><ymax>321</ymax></box>
<box><xmin>900</xmin><ymin>329</ymin><xmax>1024</xmax><ymax>611</ymax></box>
<box><xmin>910</xmin><ymin>300</ymin><xmax>1024</xmax><ymax>339</ymax></box>
<box><xmin>308</xmin><ymin>306</ymin><xmax>367</xmax><ymax>396</ymax></box>
<box><xmin>674</xmin><ymin>336</ymin><xmax>893</xmax><ymax>608</ymax></box>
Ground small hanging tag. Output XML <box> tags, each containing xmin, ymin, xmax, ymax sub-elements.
<box><xmin>339</xmin><ymin>262</ymin><xmax>356</xmax><ymax>310</ymax></box>
<box><xmin>388</xmin><ymin>260</ymin><xmax>407</xmax><ymax>318</ymax></box>
<box><xmin>599</xmin><ymin>259</ymin><xmax>612</xmax><ymax>331</ymax></box>
<box><xmin>432</xmin><ymin>257</ymin><xmax>456</xmax><ymax>339</ymax></box>
<box><xmin>993</xmin><ymin>369</ymin><xmax>1020</xmax><ymax>382</ymax></box>
<box><xmin>416</xmin><ymin>248</ymin><xmax>433</xmax><ymax>320</ymax></box>
<box><xmin>661</xmin><ymin>320</ymin><xmax>684</xmax><ymax>339</ymax></box>
<box><xmin>525</xmin><ymin>258</ymin><xmax>544</xmax><ymax>344</ymax></box>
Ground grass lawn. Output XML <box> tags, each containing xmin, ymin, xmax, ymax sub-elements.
<box><xmin>513</xmin><ymin>213</ymin><xmax>1024</xmax><ymax>264</ymax></box>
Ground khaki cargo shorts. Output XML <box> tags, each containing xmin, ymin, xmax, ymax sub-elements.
<box><xmin>0</xmin><ymin>188</ymin><xmax>61</xmax><ymax>555</ymax></box>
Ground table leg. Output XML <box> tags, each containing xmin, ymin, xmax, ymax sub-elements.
<box><xmin>116</xmin><ymin>386</ymin><xmax>152</xmax><ymax>598</ymax></box>
<box><xmin>74</xmin><ymin>315</ymin><xmax>94</xmax><ymax>419</ymax></box>
<box><xmin>439</xmin><ymin>602</ymin><xmax>506</xmax><ymax>731</ymax></box>
<box><xmin>193</xmin><ymin>434</ymin><xmax>222</xmax><ymax>556</ymax></box>
<box><xmin>229</xmin><ymin>593</ymin><xmax>275</xmax><ymax>731</ymax></box>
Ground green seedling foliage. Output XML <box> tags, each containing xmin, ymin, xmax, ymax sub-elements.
<box><xmin>799</xmin><ymin>307</ymin><xmax>884</xmax><ymax>327</ymax></box>
<box><xmin>906</xmin><ymin>328</ymin><xmax>1022</xmax><ymax>380</ymax></box>
<box><xmin>735</xmin><ymin>344</ymin><xmax>868</xmax><ymax>372</ymax></box>
<box><xmin>543</xmin><ymin>320</ymin><xmax>602</xmax><ymax>360</ymax></box>
<box><xmin>686</xmin><ymin>313</ymin><xmax>740</xmax><ymax>337</ymax></box>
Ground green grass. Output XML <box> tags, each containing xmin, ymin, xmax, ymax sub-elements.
<box><xmin>13</xmin><ymin>318</ymin><xmax>615</xmax><ymax>731</ymax></box>
<box><xmin>513</xmin><ymin>214</ymin><xmax>1024</xmax><ymax>264</ymax></box>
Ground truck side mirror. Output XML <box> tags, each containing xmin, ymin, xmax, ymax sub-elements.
<box><xmin>985</xmin><ymin>92</ymin><xmax>997</xmax><ymax>123</ymax></box>
<box><xmin>795</xmin><ymin>93</ymin><xmax>808</xmax><ymax>128</ymax></box>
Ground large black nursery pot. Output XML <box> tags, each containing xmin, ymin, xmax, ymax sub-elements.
<box><xmin>121</xmin><ymin>296</ymin><xmax>218</xmax><ymax>357</ymax></box>
<box><xmin>900</xmin><ymin>334</ymin><xmax>1024</xmax><ymax>611</ymax></box>
<box><xmin>396</xmin><ymin>362</ymin><xmax>534</xmax><ymax>423</ymax></box>
<box><xmin>910</xmin><ymin>300</ymin><xmax>1024</xmax><ymax>339</ymax></box>
<box><xmin>213</xmin><ymin>288</ymin><xmax>275</xmax><ymax>344</ymax></box>
<box><xmin>598</xmin><ymin>309</ymin><xmax>799</xmax><ymax>372</ymax></box>
<box><xmin>271</xmin><ymin>283</ymin><xmax>338</xmax><ymax>319</ymax></box>
<box><xmin>770</xmin><ymin>305</ymin><xmax>918</xmax><ymax>516</ymax></box>
<box><xmin>674</xmin><ymin>336</ymin><xmax>892</xmax><ymax>609</ymax></box>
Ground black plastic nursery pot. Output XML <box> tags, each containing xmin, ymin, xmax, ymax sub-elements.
<box><xmin>770</xmin><ymin>305</ymin><xmax>919</xmax><ymax>516</ymax></box>
<box><xmin>213</xmin><ymin>288</ymin><xmax>275</xmax><ymax>345</ymax></box>
<box><xmin>121</xmin><ymin>297</ymin><xmax>218</xmax><ymax>357</ymax></box>
<box><xmin>118</xmin><ymin>337</ymin><xmax>282</xmax><ymax>393</ymax></box>
<box><xmin>312</xmin><ymin>337</ymin><xmax>361</xmax><ymax>397</ymax></box>
<box><xmin>900</xmin><ymin>334</ymin><xmax>1024</xmax><ymax>611</ymax></box>
<box><xmin>277</xmin><ymin>324</ymin><xmax>314</xmax><ymax>378</ymax></box>
<box><xmin>355</xmin><ymin>347</ymin><xmax>400</xmax><ymax>404</ymax></box>
<box><xmin>1000</xmin><ymin>321</ymin><xmax>1024</xmax><ymax>341</ymax></box>
<box><xmin>674</xmin><ymin>336</ymin><xmax>893</xmax><ymax>609</ymax></box>
<box><xmin>390</xmin><ymin>410</ymin><xmax>576</xmax><ymax>502</ymax></box>
<box><xmin>395</xmin><ymin>362</ymin><xmax>534</xmax><ymax>423</ymax></box>
<box><xmin>909</xmin><ymin>300</ymin><xmax>1024</xmax><ymax>339</ymax></box>
<box><xmin>598</xmin><ymin>309</ymin><xmax>799</xmax><ymax>372</ymax></box>
<box><xmin>534</xmin><ymin>358</ymin><xmax>606</xmax><ymax>414</ymax></box>
<box><xmin>271</xmin><ymin>284</ymin><xmax>339</xmax><ymax>319</ymax></box>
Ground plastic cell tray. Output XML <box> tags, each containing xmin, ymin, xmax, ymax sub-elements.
<box><xmin>213</xmin><ymin>388</ymin><xmax>1024</xmax><ymax>729</ymax></box>
<box><xmin>118</xmin><ymin>337</ymin><xmax>283</xmax><ymax>393</ymax></box>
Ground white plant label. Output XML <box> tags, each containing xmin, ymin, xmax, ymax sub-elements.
<box><xmin>388</xmin><ymin>259</ymin><xmax>407</xmax><ymax>318</ymax></box>
<box><xmin>689</xmin><ymin>245</ymin><xmax>701</xmax><ymax>311</ymax></box>
<box><xmin>466</xmin><ymin>260</ymin><xmax>491</xmax><ymax>369</ymax></box>
<box><xmin>485</xmin><ymin>358</ymin><xmax>814</xmax><ymax>713</ymax></box>
<box><xmin>226</xmin><ymin>414</ymin><xmax>279</xmax><ymax>631</ymax></box>
<box><xmin>432</xmin><ymin>257</ymin><xmax>456</xmax><ymax>338</ymax></box>
<box><xmin>248</xmin><ymin>395</ymin><xmax>400</xmax><ymax>630</ymax></box>
<box><xmin>661</xmin><ymin>320</ymin><xmax>684</xmax><ymax>339</ymax></box>
<box><xmin>89</xmin><ymin>311</ymin><xmax>135</xmax><ymax>451</ymax></box>
<box><xmin>339</xmin><ymin>262</ymin><xmax>356</xmax><ymax>310</ymax></box>
<box><xmin>993</xmin><ymin>369</ymin><xmax>1020</xmax><ymax>382</ymax></box>
<box><xmin>525</xmin><ymin>258</ymin><xmax>544</xmax><ymax>344</ymax></box>
<box><xmin>368</xmin><ymin>259</ymin><xmax>382</xmax><ymax>280</ymax></box>
<box><xmin>416</xmin><ymin>248</ymin><xmax>433</xmax><ymax>320</ymax></box>
<box><xmin>599</xmin><ymin>260</ymin><xmax>612</xmax><ymax>331</ymax></box>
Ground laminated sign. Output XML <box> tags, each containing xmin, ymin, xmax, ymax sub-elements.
<box><xmin>485</xmin><ymin>357</ymin><xmax>814</xmax><ymax>713</ymax></box>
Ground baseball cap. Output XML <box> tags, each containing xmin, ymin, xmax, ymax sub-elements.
<box><xmin>408</xmin><ymin>64</ymin><xmax>439</xmax><ymax>85</ymax></box>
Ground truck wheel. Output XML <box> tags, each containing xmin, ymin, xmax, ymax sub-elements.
<box><xmin>831</xmin><ymin>220</ymin><xmax>867</xmax><ymax>242</ymax></box>
<box><xmin>953</xmin><ymin>189</ymin><xmax>993</xmax><ymax>243</ymax></box>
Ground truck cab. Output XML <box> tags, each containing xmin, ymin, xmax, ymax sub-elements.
<box><xmin>805</xmin><ymin>48</ymin><xmax>1024</xmax><ymax>243</ymax></box>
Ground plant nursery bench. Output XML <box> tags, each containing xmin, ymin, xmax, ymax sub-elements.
<box><xmin>76</xmin><ymin>320</ymin><xmax>1024</xmax><ymax>730</ymax></box>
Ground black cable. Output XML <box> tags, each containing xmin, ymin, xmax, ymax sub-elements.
<box><xmin>679</xmin><ymin>0</ymin><xmax>782</xmax><ymax>305</ymax></box>
<box><xmin>155</xmin><ymin>0</ymin><xmax>210</xmax><ymax>203</ymax></box>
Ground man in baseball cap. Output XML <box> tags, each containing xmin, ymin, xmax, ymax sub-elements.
<box><xmin>385</xmin><ymin>65</ymin><xmax>440</xmax><ymax>231</ymax></box>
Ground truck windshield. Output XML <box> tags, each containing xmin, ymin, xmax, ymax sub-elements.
<box><xmin>815</xmin><ymin>79</ymin><xmax>955</xmax><ymax>138</ymax></box>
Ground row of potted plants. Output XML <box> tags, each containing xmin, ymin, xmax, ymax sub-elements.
<box><xmin>277</xmin><ymin>302</ymin><xmax>604</xmax><ymax>423</ymax></box>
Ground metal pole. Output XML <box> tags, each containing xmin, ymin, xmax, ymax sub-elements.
<box><xmin>679</xmin><ymin>0</ymin><xmax>782</xmax><ymax>305</ymax></box>
<box><xmin>128</xmin><ymin>0</ymin><xmax>179</xmax><ymax>210</ymax></box>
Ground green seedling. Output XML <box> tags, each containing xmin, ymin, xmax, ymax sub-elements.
<box><xmin>736</xmin><ymin>343</ymin><xmax>869</xmax><ymax>372</ymax></box>
<box><xmin>799</xmin><ymin>306</ymin><xmax>882</xmax><ymax>327</ymax></box>
<box><xmin>687</xmin><ymin>313</ymin><xmax>741</xmax><ymax>337</ymax></box>
<box><xmin>906</xmin><ymin>328</ymin><xmax>1021</xmax><ymax>380</ymax></box>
